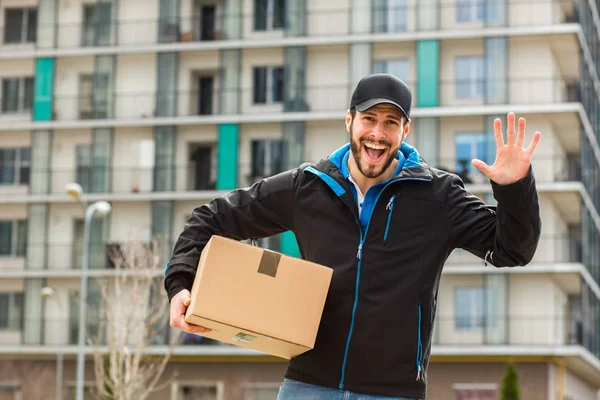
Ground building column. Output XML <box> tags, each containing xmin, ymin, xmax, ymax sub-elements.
<box><xmin>152</xmin><ymin>201</ymin><xmax>174</xmax><ymax>264</ymax></box>
<box><xmin>484</xmin><ymin>274</ymin><xmax>508</xmax><ymax>344</ymax></box>
<box><xmin>90</xmin><ymin>128</ymin><xmax>113</xmax><ymax>193</ymax></box>
<box><xmin>36</xmin><ymin>0</ymin><xmax>57</xmax><ymax>49</ymax></box>
<box><xmin>93</xmin><ymin>55</ymin><xmax>116</xmax><ymax>119</ymax></box>
<box><xmin>158</xmin><ymin>0</ymin><xmax>180</xmax><ymax>43</ymax></box>
<box><xmin>285</xmin><ymin>0</ymin><xmax>306</xmax><ymax>37</ymax></box>
<box><xmin>485</xmin><ymin>0</ymin><xmax>507</xmax><ymax>27</ymax></box>
<box><xmin>284</xmin><ymin>47</ymin><xmax>307</xmax><ymax>112</ymax></box>
<box><xmin>417</xmin><ymin>0</ymin><xmax>440</xmax><ymax>30</ymax></box>
<box><xmin>153</xmin><ymin>127</ymin><xmax>177</xmax><ymax>192</ymax></box>
<box><xmin>485</xmin><ymin>38</ymin><xmax>508</xmax><ymax>105</ymax></box>
<box><xmin>221</xmin><ymin>0</ymin><xmax>242</xmax><ymax>40</ymax></box>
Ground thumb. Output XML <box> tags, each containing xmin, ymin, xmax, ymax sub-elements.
<box><xmin>183</xmin><ymin>296</ymin><xmax>191</xmax><ymax>306</ymax></box>
<box><xmin>471</xmin><ymin>159</ymin><xmax>491</xmax><ymax>176</ymax></box>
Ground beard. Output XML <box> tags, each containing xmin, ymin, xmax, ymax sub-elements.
<box><xmin>349</xmin><ymin>125</ymin><xmax>400</xmax><ymax>179</ymax></box>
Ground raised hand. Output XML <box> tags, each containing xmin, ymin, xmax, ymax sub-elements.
<box><xmin>471</xmin><ymin>112</ymin><xmax>541</xmax><ymax>185</ymax></box>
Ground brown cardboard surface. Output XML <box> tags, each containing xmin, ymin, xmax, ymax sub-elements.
<box><xmin>184</xmin><ymin>235</ymin><xmax>333</xmax><ymax>359</ymax></box>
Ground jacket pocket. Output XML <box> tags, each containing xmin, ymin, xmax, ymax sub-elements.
<box><xmin>384</xmin><ymin>195</ymin><xmax>396</xmax><ymax>243</ymax></box>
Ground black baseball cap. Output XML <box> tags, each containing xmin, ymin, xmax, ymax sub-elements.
<box><xmin>349</xmin><ymin>73</ymin><xmax>412</xmax><ymax>121</ymax></box>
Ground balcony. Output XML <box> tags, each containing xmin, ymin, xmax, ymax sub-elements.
<box><xmin>43</xmin><ymin>77</ymin><xmax>581</xmax><ymax>125</ymax></box>
<box><xmin>0</xmin><ymin>0</ymin><xmax>579</xmax><ymax>56</ymax></box>
<box><xmin>446</xmin><ymin>234</ymin><xmax>583</xmax><ymax>266</ymax></box>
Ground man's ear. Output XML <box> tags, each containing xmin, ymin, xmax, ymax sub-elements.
<box><xmin>345</xmin><ymin>110</ymin><xmax>353</xmax><ymax>132</ymax></box>
<box><xmin>402</xmin><ymin>119</ymin><xmax>411</xmax><ymax>141</ymax></box>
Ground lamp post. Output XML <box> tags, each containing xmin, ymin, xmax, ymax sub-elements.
<box><xmin>41</xmin><ymin>287</ymin><xmax>64</xmax><ymax>400</ymax></box>
<box><xmin>66</xmin><ymin>183</ymin><xmax>111</xmax><ymax>400</ymax></box>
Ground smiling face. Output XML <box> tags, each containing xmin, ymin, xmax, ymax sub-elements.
<box><xmin>346</xmin><ymin>103</ymin><xmax>410</xmax><ymax>180</ymax></box>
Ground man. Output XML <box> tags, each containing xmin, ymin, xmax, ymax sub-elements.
<box><xmin>164</xmin><ymin>74</ymin><xmax>542</xmax><ymax>400</ymax></box>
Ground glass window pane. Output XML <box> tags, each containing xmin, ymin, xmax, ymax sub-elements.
<box><xmin>26</xmin><ymin>8</ymin><xmax>38</xmax><ymax>42</ymax></box>
<box><xmin>272</xmin><ymin>67</ymin><xmax>284</xmax><ymax>103</ymax></box>
<box><xmin>2</xmin><ymin>78</ymin><xmax>20</xmax><ymax>112</ymax></box>
<box><xmin>273</xmin><ymin>0</ymin><xmax>285</xmax><ymax>29</ymax></box>
<box><xmin>0</xmin><ymin>221</ymin><xmax>13</xmax><ymax>255</ymax></box>
<box><xmin>0</xmin><ymin>149</ymin><xmax>16</xmax><ymax>184</ymax></box>
<box><xmin>16</xmin><ymin>220</ymin><xmax>28</xmax><ymax>256</ymax></box>
<box><xmin>254</xmin><ymin>0</ymin><xmax>267</xmax><ymax>30</ymax></box>
<box><xmin>0</xmin><ymin>293</ymin><xmax>9</xmax><ymax>329</ymax></box>
<box><xmin>19</xmin><ymin>148</ymin><xmax>31</xmax><ymax>184</ymax></box>
<box><xmin>24</xmin><ymin>77</ymin><xmax>34</xmax><ymax>110</ymax></box>
<box><xmin>253</xmin><ymin>67</ymin><xmax>267</xmax><ymax>104</ymax></box>
<box><xmin>4</xmin><ymin>9</ymin><xmax>24</xmax><ymax>43</ymax></box>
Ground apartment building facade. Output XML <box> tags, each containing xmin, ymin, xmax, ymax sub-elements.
<box><xmin>0</xmin><ymin>0</ymin><xmax>599</xmax><ymax>399</ymax></box>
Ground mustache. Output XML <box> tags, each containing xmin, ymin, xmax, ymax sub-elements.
<box><xmin>361</xmin><ymin>137</ymin><xmax>392</xmax><ymax>148</ymax></box>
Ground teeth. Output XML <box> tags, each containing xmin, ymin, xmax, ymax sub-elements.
<box><xmin>364</xmin><ymin>143</ymin><xmax>386</xmax><ymax>150</ymax></box>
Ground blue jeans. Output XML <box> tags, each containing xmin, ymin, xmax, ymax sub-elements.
<box><xmin>276</xmin><ymin>379</ymin><xmax>419</xmax><ymax>400</ymax></box>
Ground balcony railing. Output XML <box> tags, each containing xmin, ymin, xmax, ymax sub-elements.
<box><xmin>447</xmin><ymin>234</ymin><xmax>583</xmax><ymax>265</ymax></box>
<box><xmin>0</xmin><ymin>153</ymin><xmax>582</xmax><ymax>199</ymax></box>
<box><xmin>43</xmin><ymin>77</ymin><xmax>583</xmax><ymax>123</ymax></box>
<box><xmin>0</xmin><ymin>0</ymin><xmax>579</xmax><ymax>50</ymax></box>
<box><xmin>435</xmin><ymin>154</ymin><xmax>581</xmax><ymax>185</ymax></box>
<box><xmin>0</xmin><ymin>234</ymin><xmax>583</xmax><ymax>273</ymax></box>
<box><xmin>1</xmin><ymin>315</ymin><xmax>591</xmax><ymax>353</ymax></box>
<box><xmin>0</xmin><ymin>241</ymin><xmax>173</xmax><ymax>271</ymax></box>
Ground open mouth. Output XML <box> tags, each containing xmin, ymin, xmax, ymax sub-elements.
<box><xmin>363</xmin><ymin>142</ymin><xmax>387</xmax><ymax>164</ymax></box>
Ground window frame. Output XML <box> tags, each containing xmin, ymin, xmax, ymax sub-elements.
<box><xmin>253</xmin><ymin>0</ymin><xmax>285</xmax><ymax>31</ymax></box>
<box><xmin>455</xmin><ymin>56</ymin><xmax>485</xmax><ymax>99</ymax></box>
<box><xmin>0</xmin><ymin>148</ymin><xmax>31</xmax><ymax>185</ymax></box>
<box><xmin>0</xmin><ymin>291</ymin><xmax>24</xmax><ymax>331</ymax></box>
<box><xmin>252</xmin><ymin>66</ymin><xmax>285</xmax><ymax>105</ymax></box>
<box><xmin>3</xmin><ymin>7</ymin><xmax>37</xmax><ymax>44</ymax></box>
<box><xmin>0</xmin><ymin>220</ymin><xmax>27</xmax><ymax>257</ymax></box>
<box><xmin>456</xmin><ymin>0</ymin><xmax>485</xmax><ymax>23</ymax></box>
<box><xmin>454</xmin><ymin>286</ymin><xmax>485</xmax><ymax>330</ymax></box>
<box><xmin>1</xmin><ymin>77</ymin><xmax>34</xmax><ymax>113</ymax></box>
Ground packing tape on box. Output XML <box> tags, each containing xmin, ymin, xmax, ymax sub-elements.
<box><xmin>257</xmin><ymin>249</ymin><xmax>281</xmax><ymax>278</ymax></box>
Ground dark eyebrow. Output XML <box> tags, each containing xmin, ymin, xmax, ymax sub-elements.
<box><xmin>362</xmin><ymin>110</ymin><xmax>402</xmax><ymax>121</ymax></box>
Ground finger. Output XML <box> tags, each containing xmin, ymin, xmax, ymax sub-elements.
<box><xmin>493</xmin><ymin>118</ymin><xmax>504</xmax><ymax>148</ymax></box>
<box><xmin>525</xmin><ymin>131</ymin><xmax>541</xmax><ymax>155</ymax></box>
<box><xmin>180</xmin><ymin>319</ymin><xmax>212</xmax><ymax>334</ymax></box>
<box><xmin>506</xmin><ymin>112</ymin><xmax>516</xmax><ymax>145</ymax></box>
<box><xmin>471</xmin><ymin>159</ymin><xmax>492</xmax><ymax>176</ymax></box>
<box><xmin>516</xmin><ymin>117</ymin><xmax>525</xmax><ymax>148</ymax></box>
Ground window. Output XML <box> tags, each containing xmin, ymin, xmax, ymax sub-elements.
<box><xmin>75</xmin><ymin>145</ymin><xmax>92</xmax><ymax>193</ymax></box>
<box><xmin>455</xmin><ymin>57</ymin><xmax>484</xmax><ymax>99</ymax></box>
<box><xmin>0</xmin><ymin>220</ymin><xmax>27</xmax><ymax>257</ymax></box>
<box><xmin>373</xmin><ymin>0</ymin><xmax>408</xmax><ymax>33</ymax></box>
<box><xmin>242</xmin><ymin>383</ymin><xmax>280</xmax><ymax>400</ymax></box>
<box><xmin>78</xmin><ymin>75</ymin><xmax>94</xmax><ymax>119</ymax></box>
<box><xmin>454</xmin><ymin>133</ymin><xmax>494</xmax><ymax>182</ymax></box>
<box><xmin>176</xmin><ymin>383</ymin><xmax>219</xmax><ymax>400</ymax></box>
<box><xmin>373</xmin><ymin>60</ymin><xmax>409</xmax><ymax>82</ymax></box>
<box><xmin>455</xmin><ymin>287</ymin><xmax>485</xmax><ymax>330</ymax></box>
<box><xmin>0</xmin><ymin>292</ymin><xmax>24</xmax><ymax>330</ymax></box>
<box><xmin>253</xmin><ymin>67</ymin><xmax>284</xmax><ymax>104</ymax></box>
<box><xmin>0</xmin><ymin>148</ymin><xmax>31</xmax><ymax>185</ymax></box>
<box><xmin>82</xmin><ymin>3</ymin><xmax>113</xmax><ymax>46</ymax></box>
<box><xmin>456</xmin><ymin>0</ymin><xmax>485</xmax><ymax>23</ymax></box>
<box><xmin>250</xmin><ymin>140</ymin><xmax>284</xmax><ymax>182</ymax></box>
<box><xmin>1</xmin><ymin>77</ymin><xmax>34</xmax><ymax>113</ymax></box>
<box><xmin>453</xmin><ymin>384</ymin><xmax>498</xmax><ymax>400</ymax></box>
<box><xmin>3</xmin><ymin>8</ymin><xmax>37</xmax><ymax>44</ymax></box>
<box><xmin>254</xmin><ymin>0</ymin><xmax>285</xmax><ymax>31</ymax></box>
<box><xmin>72</xmin><ymin>217</ymin><xmax>106</xmax><ymax>270</ymax></box>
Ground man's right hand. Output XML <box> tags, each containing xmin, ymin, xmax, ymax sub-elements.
<box><xmin>169</xmin><ymin>289</ymin><xmax>212</xmax><ymax>334</ymax></box>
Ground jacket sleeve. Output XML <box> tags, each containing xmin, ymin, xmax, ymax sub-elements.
<box><xmin>163</xmin><ymin>167</ymin><xmax>302</xmax><ymax>302</ymax></box>
<box><xmin>445</xmin><ymin>166</ymin><xmax>542</xmax><ymax>267</ymax></box>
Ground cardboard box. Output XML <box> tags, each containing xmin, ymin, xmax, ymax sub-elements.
<box><xmin>184</xmin><ymin>235</ymin><xmax>333</xmax><ymax>359</ymax></box>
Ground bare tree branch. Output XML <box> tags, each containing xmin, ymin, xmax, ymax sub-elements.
<box><xmin>85</xmin><ymin>235</ymin><xmax>178</xmax><ymax>400</ymax></box>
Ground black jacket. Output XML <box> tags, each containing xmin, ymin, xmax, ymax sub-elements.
<box><xmin>164</xmin><ymin>142</ymin><xmax>542</xmax><ymax>399</ymax></box>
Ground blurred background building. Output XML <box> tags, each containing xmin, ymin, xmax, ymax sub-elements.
<box><xmin>0</xmin><ymin>0</ymin><xmax>599</xmax><ymax>399</ymax></box>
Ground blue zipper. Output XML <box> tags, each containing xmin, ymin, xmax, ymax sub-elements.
<box><xmin>383</xmin><ymin>195</ymin><xmax>396</xmax><ymax>242</ymax></box>
<box><xmin>339</xmin><ymin>225</ymin><xmax>364</xmax><ymax>389</ymax></box>
<box><xmin>416</xmin><ymin>305</ymin><xmax>423</xmax><ymax>381</ymax></box>
<box><xmin>304</xmin><ymin>168</ymin><xmax>432</xmax><ymax>389</ymax></box>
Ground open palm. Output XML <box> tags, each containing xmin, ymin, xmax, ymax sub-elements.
<box><xmin>472</xmin><ymin>112</ymin><xmax>541</xmax><ymax>185</ymax></box>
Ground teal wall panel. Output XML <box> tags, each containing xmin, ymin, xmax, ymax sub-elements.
<box><xmin>416</xmin><ymin>40</ymin><xmax>439</xmax><ymax>108</ymax></box>
<box><xmin>280</xmin><ymin>231</ymin><xmax>300</xmax><ymax>258</ymax></box>
<box><xmin>33</xmin><ymin>58</ymin><xmax>54</xmax><ymax>121</ymax></box>
<box><xmin>217</xmin><ymin>124</ymin><xmax>239</xmax><ymax>190</ymax></box>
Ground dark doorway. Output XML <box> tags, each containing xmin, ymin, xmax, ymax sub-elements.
<box><xmin>200</xmin><ymin>5</ymin><xmax>216</xmax><ymax>40</ymax></box>
<box><xmin>191</xmin><ymin>146</ymin><xmax>212</xmax><ymax>190</ymax></box>
<box><xmin>196</xmin><ymin>76</ymin><xmax>214</xmax><ymax>115</ymax></box>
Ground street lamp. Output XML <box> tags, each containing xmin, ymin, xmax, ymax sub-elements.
<box><xmin>41</xmin><ymin>287</ymin><xmax>64</xmax><ymax>400</ymax></box>
<box><xmin>66</xmin><ymin>183</ymin><xmax>112</xmax><ymax>400</ymax></box>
